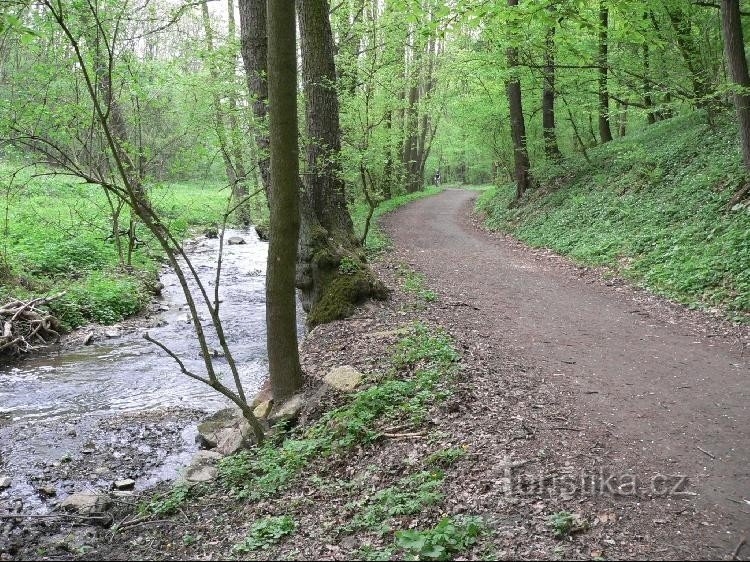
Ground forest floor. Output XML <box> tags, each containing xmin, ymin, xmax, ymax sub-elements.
<box><xmin>6</xmin><ymin>188</ymin><xmax>749</xmax><ymax>561</ymax></box>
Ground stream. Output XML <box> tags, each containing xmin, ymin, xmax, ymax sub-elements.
<box><xmin>0</xmin><ymin>228</ymin><xmax>289</xmax><ymax>514</ymax></box>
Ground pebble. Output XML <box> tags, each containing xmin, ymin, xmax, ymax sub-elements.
<box><xmin>114</xmin><ymin>479</ymin><xmax>135</xmax><ymax>491</ymax></box>
<box><xmin>38</xmin><ymin>485</ymin><xmax>56</xmax><ymax>496</ymax></box>
<box><xmin>0</xmin><ymin>477</ymin><xmax>11</xmax><ymax>489</ymax></box>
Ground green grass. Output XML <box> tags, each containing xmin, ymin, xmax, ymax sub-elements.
<box><xmin>217</xmin><ymin>322</ymin><xmax>459</xmax><ymax>501</ymax></box>
<box><xmin>352</xmin><ymin>187</ymin><xmax>443</xmax><ymax>254</ymax></box>
<box><xmin>0</xmin><ymin>163</ymin><xmax>230</xmax><ymax>328</ymax></box>
<box><xmin>343</xmin><ymin>470</ymin><xmax>446</xmax><ymax>535</ymax></box>
<box><xmin>476</xmin><ymin>111</ymin><xmax>750</xmax><ymax>317</ymax></box>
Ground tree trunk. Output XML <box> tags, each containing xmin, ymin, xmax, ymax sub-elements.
<box><xmin>667</xmin><ymin>7</ymin><xmax>714</xmax><ymax>114</ymax></box>
<box><xmin>506</xmin><ymin>0</ymin><xmax>533</xmax><ymax>200</ymax></box>
<box><xmin>643</xmin><ymin>11</ymin><xmax>656</xmax><ymax>125</ymax></box>
<box><xmin>598</xmin><ymin>1</ymin><xmax>613</xmax><ymax>144</ymax></box>
<box><xmin>296</xmin><ymin>0</ymin><xmax>386</xmax><ymax>327</ymax></box>
<box><xmin>542</xmin><ymin>19</ymin><xmax>562</xmax><ymax>160</ymax></box>
<box><xmin>265</xmin><ymin>0</ymin><xmax>304</xmax><ymax>402</ymax></box>
<box><xmin>201</xmin><ymin>2</ymin><xmax>251</xmax><ymax>225</ymax></box>
<box><xmin>403</xmin><ymin>41</ymin><xmax>421</xmax><ymax>193</ymax></box>
<box><xmin>238</xmin><ymin>0</ymin><xmax>271</xmax><ymax>194</ymax></box>
<box><xmin>720</xmin><ymin>0</ymin><xmax>750</xmax><ymax>172</ymax></box>
<box><xmin>226</xmin><ymin>0</ymin><xmax>252</xmax><ymax>225</ymax></box>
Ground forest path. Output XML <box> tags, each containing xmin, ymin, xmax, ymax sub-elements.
<box><xmin>383</xmin><ymin>187</ymin><xmax>749</xmax><ymax>547</ymax></box>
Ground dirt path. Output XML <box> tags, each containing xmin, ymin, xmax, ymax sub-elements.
<box><xmin>383</xmin><ymin>188</ymin><xmax>750</xmax><ymax>551</ymax></box>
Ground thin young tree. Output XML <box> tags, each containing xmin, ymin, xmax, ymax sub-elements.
<box><xmin>265</xmin><ymin>0</ymin><xmax>305</xmax><ymax>402</ymax></box>
<box><xmin>542</xmin><ymin>9</ymin><xmax>562</xmax><ymax>160</ymax></box>
<box><xmin>598</xmin><ymin>0</ymin><xmax>613</xmax><ymax>144</ymax></box>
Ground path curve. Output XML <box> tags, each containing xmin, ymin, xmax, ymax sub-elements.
<box><xmin>383</xmin><ymin>188</ymin><xmax>749</xmax><ymax>547</ymax></box>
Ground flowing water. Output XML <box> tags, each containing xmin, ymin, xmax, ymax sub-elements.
<box><xmin>0</xmin><ymin>229</ymin><xmax>291</xmax><ymax>511</ymax></box>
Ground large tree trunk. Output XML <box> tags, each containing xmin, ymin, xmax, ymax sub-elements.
<box><xmin>598</xmin><ymin>1</ymin><xmax>613</xmax><ymax>144</ymax></box>
<box><xmin>238</xmin><ymin>0</ymin><xmax>270</xmax><ymax>194</ymax></box>
<box><xmin>542</xmin><ymin>19</ymin><xmax>562</xmax><ymax>160</ymax></box>
<box><xmin>720</xmin><ymin>0</ymin><xmax>750</xmax><ymax>172</ymax></box>
<box><xmin>265</xmin><ymin>0</ymin><xmax>304</xmax><ymax>402</ymax></box>
<box><xmin>506</xmin><ymin>0</ymin><xmax>533</xmax><ymax>200</ymax></box>
<box><xmin>296</xmin><ymin>0</ymin><xmax>386</xmax><ymax>327</ymax></box>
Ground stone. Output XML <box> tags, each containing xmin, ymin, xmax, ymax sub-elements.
<box><xmin>227</xmin><ymin>236</ymin><xmax>246</xmax><ymax>245</ymax></box>
<box><xmin>254</xmin><ymin>224</ymin><xmax>269</xmax><ymax>241</ymax></box>
<box><xmin>59</xmin><ymin>492</ymin><xmax>112</xmax><ymax>516</ymax></box>
<box><xmin>184</xmin><ymin>450</ymin><xmax>223</xmax><ymax>484</ymax></box>
<box><xmin>323</xmin><ymin>365</ymin><xmax>364</xmax><ymax>392</ymax></box>
<box><xmin>268</xmin><ymin>394</ymin><xmax>305</xmax><ymax>426</ymax></box>
<box><xmin>196</xmin><ymin>408</ymin><xmax>255</xmax><ymax>454</ymax></box>
<box><xmin>38</xmin><ymin>485</ymin><xmax>56</xmax><ymax>497</ymax></box>
<box><xmin>253</xmin><ymin>399</ymin><xmax>273</xmax><ymax>420</ymax></box>
<box><xmin>104</xmin><ymin>327</ymin><xmax>122</xmax><ymax>338</ymax></box>
<box><xmin>197</xmin><ymin>408</ymin><xmax>242</xmax><ymax>449</ymax></box>
<box><xmin>0</xmin><ymin>476</ymin><xmax>11</xmax><ymax>489</ymax></box>
<box><xmin>114</xmin><ymin>479</ymin><xmax>135</xmax><ymax>491</ymax></box>
<box><xmin>215</xmin><ymin>425</ymin><xmax>251</xmax><ymax>456</ymax></box>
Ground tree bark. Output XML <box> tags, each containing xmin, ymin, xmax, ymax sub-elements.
<box><xmin>238</xmin><ymin>0</ymin><xmax>270</xmax><ymax>194</ymax></box>
<box><xmin>542</xmin><ymin>19</ymin><xmax>562</xmax><ymax>160</ymax></box>
<box><xmin>296</xmin><ymin>0</ymin><xmax>386</xmax><ymax>327</ymax></box>
<box><xmin>506</xmin><ymin>0</ymin><xmax>533</xmax><ymax>200</ymax></box>
<box><xmin>720</xmin><ymin>0</ymin><xmax>750</xmax><ymax>172</ymax></box>
<box><xmin>598</xmin><ymin>0</ymin><xmax>613</xmax><ymax>144</ymax></box>
<box><xmin>643</xmin><ymin>11</ymin><xmax>656</xmax><ymax>125</ymax></box>
<box><xmin>265</xmin><ymin>0</ymin><xmax>304</xmax><ymax>402</ymax></box>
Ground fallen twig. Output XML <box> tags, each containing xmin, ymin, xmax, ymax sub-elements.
<box><xmin>696</xmin><ymin>446</ymin><xmax>716</xmax><ymax>460</ymax></box>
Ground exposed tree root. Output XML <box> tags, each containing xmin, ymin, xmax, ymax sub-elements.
<box><xmin>0</xmin><ymin>293</ymin><xmax>64</xmax><ymax>356</ymax></box>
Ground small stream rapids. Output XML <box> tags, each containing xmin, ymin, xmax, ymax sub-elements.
<box><xmin>0</xmin><ymin>228</ymin><xmax>292</xmax><ymax>512</ymax></box>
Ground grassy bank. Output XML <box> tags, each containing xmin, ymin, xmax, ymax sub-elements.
<box><xmin>476</xmin><ymin>112</ymin><xmax>750</xmax><ymax>318</ymax></box>
<box><xmin>0</xmin><ymin>163</ymin><xmax>229</xmax><ymax>329</ymax></box>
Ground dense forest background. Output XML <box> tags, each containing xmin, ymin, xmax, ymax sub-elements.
<box><xmin>0</xmin><ymin>0</ymin><xmax>749</xmax><ymax>334</ymax></box>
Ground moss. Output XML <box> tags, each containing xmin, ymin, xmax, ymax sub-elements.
<box><xmin>307</xmin><ymin>268</ymin><xmax>388</xmax><ymax>327</ymax></box>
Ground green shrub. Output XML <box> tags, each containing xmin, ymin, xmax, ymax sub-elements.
<box><xmin>394</xmin><ymin>516</ymin><xmax>485</xmax><ymax>561</ymax></box>
<box><xmin>232</xmin><ymin>515</ymin><xmax>296</xmax><ymax>553</ymax></box>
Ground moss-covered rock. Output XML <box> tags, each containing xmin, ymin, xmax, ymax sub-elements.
<box><xmin>306</xmin><ymin>267</ymin><xmax>388</xmax><ymax>327</ymax></box>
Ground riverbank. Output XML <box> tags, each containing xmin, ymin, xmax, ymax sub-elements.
<box><xmin>0</xmin><ymin>228</ymin><xmax>274</xmax><ymax>555</ymax></box>
<box><xmin>0</xmin><ymin>164</ymin><xmax>233</xmax><ymax>341</ymax></box>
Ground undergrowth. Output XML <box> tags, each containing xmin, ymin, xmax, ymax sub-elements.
<box><xmin>0</xmin><ymin>163</ymin><xmax>230</xmax><ymax>328</ymax></box>
<box><xmin>218</xmin><ymin>323</ymin><xmax>460</xmax><ymax>501</ymax></box>
<box><xmin>476</xmin><ymin>111</ymin><xmax>750</xmax><ymax>317</ymax></box>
